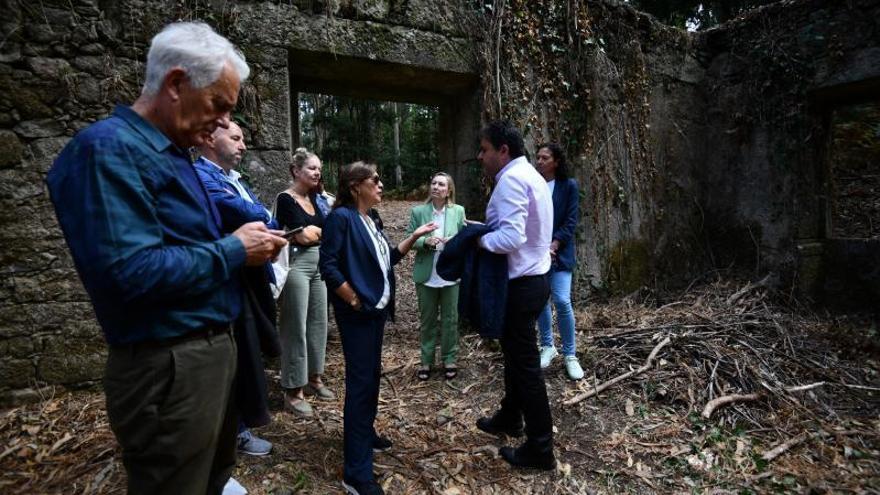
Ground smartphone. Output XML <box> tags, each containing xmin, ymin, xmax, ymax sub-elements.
<box><xmin>281</xmin><ymin>226</ymin><xmax>305</xmax><ymax>240</ymax></box>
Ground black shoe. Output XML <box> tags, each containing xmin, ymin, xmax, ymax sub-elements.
<box><xmin>500</xmin><ymin>443</ymin><xmax>556</xmax><ymax>470</ymax></box>
<box><xmin>373</xmin><ymin>435</ymin><xmax>392</xmax><ymax>453</ymax></box>
<box><xmin>342</xmin><ymin>478</ymin><xmax>384</xmax><ymax>495</ymax></box>
<box><xmin>476</xmin><ymin>413</ymin><xmax>523</xmax><ymax>437</ymax></box>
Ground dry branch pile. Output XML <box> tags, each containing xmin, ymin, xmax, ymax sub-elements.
<box><xmin>1</xmin><ymin>201</ymin><xmax>878</xmax><ymax>494</ymax></box>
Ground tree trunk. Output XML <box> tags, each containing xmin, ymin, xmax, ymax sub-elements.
<box><xmin>393</xmin><ymin>102</ymin><xmax>402</xmax><ymax>188</ymax></box>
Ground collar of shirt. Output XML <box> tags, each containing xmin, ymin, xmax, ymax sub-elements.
<box><xmin>113</xmin><ymin>104</ymin><xmax>177</xmax><ymax>155</ymax></box>
<box><xmin>200</xmin><ymin>156</ymin><xmax>241</xmax><ymax>181</ymax></box>
<box><xmin>432</xmin><ymin>205</ymin><xmax>446</xmax><ymax>216</ymax></box>
<box><xmin>494</xmin><ymin>155</ymin><xmax>530</xmax><ymax>182</ymax></box>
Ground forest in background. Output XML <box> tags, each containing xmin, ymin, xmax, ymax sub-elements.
<box><xmin>298</xmin><ymin>93</ymin><xmax>440</xmax><ymax>195</ymax></box>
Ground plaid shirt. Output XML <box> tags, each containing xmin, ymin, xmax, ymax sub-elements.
<box><xmin>46</xmin><ymin>105</ymin><xmax>245</xmax><ymax>345</ymax></box>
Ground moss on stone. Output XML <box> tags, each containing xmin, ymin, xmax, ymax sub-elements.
<box><xmin>607</xmin><ymin>238</ymin><xmax>652</xmax><ymax>294</ymax></box>
<box><xmin>0</xmin><ymin>131</ymin><xmax>24</xmax><ymax>169</ymax></box>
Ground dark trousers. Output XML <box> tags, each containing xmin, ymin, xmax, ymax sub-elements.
<box><xmin>104</xmin><ymin>331</ymin><xmax>237</xmax><ymax>495</ymax></box>
<box><xmin>337</xmin><ymin>310</ymin><xmax>387</xmax><ymax>483</ymax></box>
<box><xmin>497</xmin><ymin>273</ymin><xmax>553</xmax><ymax>442</ymax></box>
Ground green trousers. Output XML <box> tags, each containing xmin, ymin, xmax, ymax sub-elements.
<box><xmin>416</xmin><ymin>283</ymin><xmax>460</xmax><ymax>367</ymax></box>
<box><xmin>279</xmin><ymin>246</ymin><xmax>328</xmax><ymax>389</ymax></box>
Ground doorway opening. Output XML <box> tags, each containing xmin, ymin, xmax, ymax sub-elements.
<box><xmin>297</xmin><ymin>93</ymin><xmax>440</xmax><ymax>197</ymax></box>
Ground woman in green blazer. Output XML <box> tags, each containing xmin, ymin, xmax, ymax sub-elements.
<box><xmin>408</xmin><ymin>172</ymin><xmax>466</xmax><ymax>380</ymax></box>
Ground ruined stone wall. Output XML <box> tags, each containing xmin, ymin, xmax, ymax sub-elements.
<box><xmin>478</xmin><ymin>1</ymin><xmax>708</xmax><ymax>296</ymax></box>
<box><xmin>694</xmin><ymin>0</ymin><xmax>880</xmax><ymax>289</ymax></box>
<box><xmin>1</xmin><ymin>0</ymin><xmax>877</xmax><ymax>402</ymax></box>
<box><xmin>0</xmin><ymin>0</ymin><xmax>477</xmax><ymax>404</ymax></box>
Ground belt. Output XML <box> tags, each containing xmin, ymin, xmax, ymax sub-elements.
<box><xmin>112</xmin><ymin>324</ymin><xmax>231</xmax><ymax>352</ymax></box>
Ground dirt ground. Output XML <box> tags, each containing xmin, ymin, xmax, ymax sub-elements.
<box><xmin>2</xmin><ymin>200</ymin><xmax>879</xmax><ymax>494</ymax></box>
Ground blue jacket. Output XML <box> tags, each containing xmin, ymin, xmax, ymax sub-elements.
<box><xmin>193</xmin><ymin>157</ymin><xmax>279</xmax><ymax>232</ymax></box>
<box><xmin>550</xmin><ymin>178</ymin><xmax>580</xmax><ymax>271</ymax></box>
<box><xmin>46</xmin><ymin>105</ymin><xmax>245</xmax><ymax>345</ymax></box>
<box><xmin>437</xmin><ymin>224</ymin><xmax>508</xmax><ymax>339</ymax></box>
<box><xmin>319</xmin><ymin>205</ymin><xmax>404</xmax><ymax>320</ymax></box>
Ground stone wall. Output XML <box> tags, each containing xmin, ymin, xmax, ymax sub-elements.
<box><xmin>1</xmin><ymin>0</ymin><xmax>877</xmax><ymax>402</ymax></box>
<box><xmin>694</xmin><ymin>0</ymin><xmax>880</xmax><ymax>293</ymax></box>
<box><xmin>0</xmin><ymin>0</ymin><xmax>478</xmax><ymax>404</ymax></box>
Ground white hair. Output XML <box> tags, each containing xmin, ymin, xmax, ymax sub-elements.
<box><xmin>141</xmin><ymin>22</ymin><xmax>250</xmax><ymax>96</ymax></box>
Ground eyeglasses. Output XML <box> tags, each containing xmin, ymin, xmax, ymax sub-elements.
<box><xmin>366</xmin><ymin>175</ymin><xmax>381</xmax><ymax>185</ymax></box>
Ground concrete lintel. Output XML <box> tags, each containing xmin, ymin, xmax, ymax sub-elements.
<box><xmin>290</xmin><ymin>50</ymin><xmax>478</xmax><ymax>105</ymax></box>
<box><xmin>237</xmin><ymin>2</ymin><xmax>477</xmax><ymax>76</ymax></box>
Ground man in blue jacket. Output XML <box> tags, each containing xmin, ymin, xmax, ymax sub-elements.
<box><xmin>195</xmin><ymin>121</ymin><xmax>276</xmax><ymax>457</ymax></box>
<box><xmin>194</xmin><ymin>121</ymin><xmax>277</xmax><ymax>232</ymax></box>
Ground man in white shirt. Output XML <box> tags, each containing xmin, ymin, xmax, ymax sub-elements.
<box><xmin>474</xmin><ymin>121</ymin><xmax>556</xmax><ymax>470</ymax></box>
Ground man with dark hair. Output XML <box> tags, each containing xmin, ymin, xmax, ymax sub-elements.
<box><xmin>195</xmin><ymin>121</ymin><xmax>277</xmax><ymax>460</ymax></box>
<box><xmin>474</xmin><ymin>120</ymin><xmax>556</xmax><ymax>470</ymax></box>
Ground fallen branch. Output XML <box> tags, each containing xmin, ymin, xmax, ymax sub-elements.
<box><xmin>565</xmin><ymin>337</ymin><xmax>671</xmax><ymax>405</ymax></box>
<box><xmin>726</xmin><ymin>273</ymin><xmax>773</xmax><ymax>305</ymax></box>
<box><xmin>784</xmin><ymin>381</ymin><xmax>825</xmax><ymax>393</ymax></box>
<box><xmin>701</xmin><ymin>393</ymin><xmax>761</xmax><ymax>419</ymax></box>
<box><xmin>761</xmin><ymin>431</ymin><xmax>827</xmax><ymax>462</ymax></box>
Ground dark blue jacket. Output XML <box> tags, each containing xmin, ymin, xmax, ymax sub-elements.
<box><xmin>437</xmin><ymin>224</ymin><xmax>508</xmax><ymax>339</ymax></box>
<box><xmin>46</xmin><ymin>105</ymin><xmax>244</xmax><ymax>345</ymax></box>
<box><xmin>550</xmin><ymin>178</ymin><xmax>580</xmax><ymax>271</ymax></box>
<box><xmin>319</xmin><ymin>206</ymin><xmax>403</xmax><ymax>320</ymax></box>
<box><xmin>193</xmin><ymin>157</ymin><xmax>279</xmax><ymax>232</ymax></box>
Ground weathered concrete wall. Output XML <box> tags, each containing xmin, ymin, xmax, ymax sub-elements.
<box><xmin>0</xmin><ymin>0</ymin><xmax>478</xmax><ymax>404</ymax></box>
<box><xmin>694</xmin><ymin>0</ymin><xmax>880</xmax><ymax>294</ymax></box>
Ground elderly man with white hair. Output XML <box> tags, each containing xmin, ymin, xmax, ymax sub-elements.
<box><xmin>46</xmin><ymin>22</ymin><xmax>287</xmax><ymax>494</ymax></box>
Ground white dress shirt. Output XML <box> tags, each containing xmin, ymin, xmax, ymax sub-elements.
<box><xmin>479</xmin><ymin>156</ymin><xmax>553</xmax><ymax>279</ymax></box>
<box><xmin>359</xmin><ymin>213</ymin><xmax>391</xmax><ymax>309</ymax></box>
<box><xmin>425</xmin><ymin>206</ymin><xmax>457</xmax><ymax>288</ymax></box>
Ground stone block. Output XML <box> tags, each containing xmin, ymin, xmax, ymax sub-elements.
<box><xmin>0</xmin><ymin>357</ymin><xmax>36</xmax><ymax>389</ymax></box>
<box><xmin>37</xmin><ymin>336</ymin><xmax>106</xmax><ymax>384</ymax></box>
<box><xmin>242</xmin><ymin>150</ymin><xmax>293</xmax><ymax>203</ymax></box>
<box><xmin>26</xmin><ymin>137</ymin><xmax>70</xmax><ymax>164</ymax></box>
<box><xmin>72</xmin><ymin>76</ymin><xmax>102</xmax><ymax>104</ymax></box>
<box><xmin>71</xmin><ymin>55</ymin><xmax>107</xmax><ymax>74</ymax></box>
<box><xmin>1</xmin><ymin>336</ymin><xmax>36</xmax><ymax>358</ymax></box>
<box><xmin>26</xmin><ymin>57</ymin><xmax>73</xmax><ymax>80</ymax></box>
<box><xmin>0</xmin><ymin>130</ymin><xmax>24</xmax><ymax>169</ymax></box>
<box><xmin>14</xmin><ymin>118</ymin><xmax>65</xmax><ymax>139</ymax></box>
<box><xmin>79</xmin><ymin>43</ymin><xmax>104</xmax><ymax>55</ymax></box>
<box><xmin>0</xmin><ymin>43</ymin><xmax>21</xmax><ymax>63</ymax></box>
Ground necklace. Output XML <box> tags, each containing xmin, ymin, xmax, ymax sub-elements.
<box><xmin>361</xmin><ymin>213</ymin><xmax>389</xmax><ymax>269</ymax></box>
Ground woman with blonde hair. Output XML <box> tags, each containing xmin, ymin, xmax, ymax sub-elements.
<box><xmin>276</xmin><ymin>147</ymin><xmax>333</xmax><ymax>417</ymax></box>
<box><xmin>408</xmin><ymin>172</ymin><xmax>466</xmax><ymax>380</ymax></box>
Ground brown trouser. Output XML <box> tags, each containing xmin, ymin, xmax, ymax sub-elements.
<box><xmin>104</xmin><ymin>330</ymin><xmax>238</xmax><ymax>495</ymax></box>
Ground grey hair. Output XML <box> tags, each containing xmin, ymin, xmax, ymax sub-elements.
<box><xmin>141</xmin><ymin>22</ymin><xmax>250</xmax><ymax>96</ymax></box>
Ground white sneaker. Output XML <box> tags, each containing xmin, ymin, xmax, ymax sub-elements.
<box><xmin>539</xmin><ymin>346</ymin><xmax>558</xmax><ymax>369</ymax></box>
<box><xmin>223</xmin><ymin>477</ymin><xmax>248</xmax><ymax>495</ymax></box>
<box><xmin>564</xmin><ymin>355</ymin><xmax>585</xmax><ymax>380</ymax></box>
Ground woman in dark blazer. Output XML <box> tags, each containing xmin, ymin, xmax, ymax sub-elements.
<box><xmin>535</xmin><ymin>143</ymin><xmax>584</xmax><ymax>381</ymax></box>
<box><xmin>319</xmin><ymin>161</ymin><xmax>436</xmax><ymax>495</ymax></box>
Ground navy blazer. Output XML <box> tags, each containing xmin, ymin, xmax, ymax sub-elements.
<box><xmin>550</xmin><ymin>178</ymin><xmax>580</xmax><ymax>271</ymax></box>
<box><xmin>437</xmin><ymin>224</ymin><xmax>508</xmax><ymax>339</ymax></box>
<box><xmin>320</xmin><ymin>205</ymin><xmax>403</xmax><ymax>320</ymax></box>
